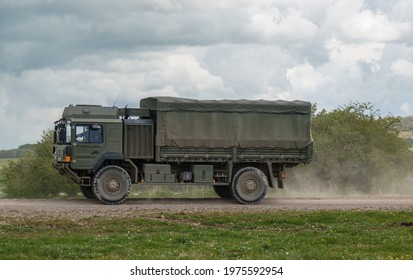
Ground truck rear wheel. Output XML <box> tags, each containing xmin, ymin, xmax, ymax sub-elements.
<box><xmin>92</xmin><ymin>165</ymin><xmax>131</xmax><ymax>205</ymax></box>
<box><xmin>231</xmin><ymin>167</ymin><xmax>268</xmax><ymax>205</ymax></box>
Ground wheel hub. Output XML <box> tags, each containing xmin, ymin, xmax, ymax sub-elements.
<box><xmin>105</xmin><ymin>178</ymin><xmax>121</xmax><ymax>193</ymax></box>
<box><xmin>242</xmin><ymin>178</ymin><xmax>258</xmax><ymax>193</ymax></box>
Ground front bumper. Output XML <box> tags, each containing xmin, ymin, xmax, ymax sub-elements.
<box><xmin>53</xmin><ymin>162</ymin><xmax>81</xmax><ymax>185</ymax></box>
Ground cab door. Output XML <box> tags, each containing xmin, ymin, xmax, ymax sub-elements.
<box><xmin>71</xmin><ymin>123</ymin><xmax>105</xmax><ymax>170</ymax></box>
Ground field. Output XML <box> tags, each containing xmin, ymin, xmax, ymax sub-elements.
<box><xmin>1</xmin><ymin>209</ymin><xmax>413</xmax><ymax>260</ymax></box>
<box><xmin>0</xmin><ymin>158</ymin><xmax>14</xmax><ymax>169</ymax></box>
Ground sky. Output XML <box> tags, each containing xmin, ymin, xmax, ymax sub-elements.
<box><xmin>1</xmin><ymin>0</ymin><xmax>413</xmax><ymax>149</ymax></box>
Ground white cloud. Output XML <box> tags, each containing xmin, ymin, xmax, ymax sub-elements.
<box><xmin>286</xmin><ymin>62</ymin><xmax>334</xmax><ymax>94</ymax></box>
<box><xmin>345</xmin><ymin>11</ymin><xmax>410</xmax><ymax>42</ymax></box>
<box><xmin>256</xmin><ymin>86</ymin><xmax>290</xmax><ymax>101</ymax></box>
<box><xmin>141</xmin><ymin>53</ymin><xmax>233</xmax><ymax>99</ymax></box>
<box><xmin>391</xmin><ymin>59</ymin><xmax>413</xmax><ymax>77</ymax></box>
<box><xmin>324</xmin><ymin>0</ymin><xmax>411</xmax><ymax>42</ymax></box>
<box><xmin>391</xmin><ymin>0</ymin><xmax>413</xmax><ymax>23</ymax></box>
<box><xmin>324</xmin><ymin>38</ymin><xmax>385</xmax><ymax>77</ymax></box>
<box><xmin>247</xmin><ymin>6</ymin><xmax>318</xmax><ymax>42</ymax></box>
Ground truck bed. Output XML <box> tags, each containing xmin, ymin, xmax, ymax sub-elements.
<box><xmin>140</xmin><ymin>97</ymin><xmax>313</xmax><ymax>158</ymax></box>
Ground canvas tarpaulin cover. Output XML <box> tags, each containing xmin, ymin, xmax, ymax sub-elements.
<box><xmin>140</xmin><ymin>97</ymin><xmax>312</xmax><ymax>149</ymax></box>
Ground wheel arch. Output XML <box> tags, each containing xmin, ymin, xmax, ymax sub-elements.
<box><xmin>91</xmin><ymin>152</ymin><xmax>124</xmax><ymax>173</ymax></box>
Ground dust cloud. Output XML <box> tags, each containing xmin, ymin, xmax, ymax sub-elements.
<box><xmin>277</xmin><ymin>166</ymin><xmax>413</xmax><ymax>198</ymax></box>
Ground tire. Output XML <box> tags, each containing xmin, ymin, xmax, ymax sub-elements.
<box><xmin>92</xmin><ymin>165</ymin><xmax>131</xmax><ymax>205</ymax></box>
<box><xmin>213</xmin><ymin>185</ymin><xmax>233</xmax><ymax>199</ymax></box>
<box><xmin>80</xmin><ymin>186</ymin><xmax>95</xmax><ymax>199</ymax></box>
<box><xmin>231</xmin><ymin>167</ymin><xmax>268</xmax><ymax>205</ymax></box>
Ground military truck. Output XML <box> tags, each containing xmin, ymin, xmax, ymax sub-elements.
<box><xmin>53</xmin><ymin>96</ymin><xmax>313</xmax><ymax>205</ymax></box>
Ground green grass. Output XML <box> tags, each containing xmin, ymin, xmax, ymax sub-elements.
<box><xmin>1</xmin><ymin>210</ymin><xmax>413</xmax><ymax>260</ymax></box>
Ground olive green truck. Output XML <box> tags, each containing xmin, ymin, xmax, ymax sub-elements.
<box><xmin>53</xmin><ymin>96</ymin><xmax>313</xmax><ymax>205</ymax></box>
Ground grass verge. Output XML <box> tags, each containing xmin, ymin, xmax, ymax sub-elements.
<box><xmin>1</xmin><ymin>210</ymin><xmax>413</xmax><ymax>260</ymax></box>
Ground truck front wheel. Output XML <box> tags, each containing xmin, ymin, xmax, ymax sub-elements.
<box><xmin>92</xmin><ymin>165</ymin><xmax>131</xmax><ymax>205</ymax></box>
<box><xmin>80</xmin><ymin>186</ymin><xmax>95</xmax><ymax>199</ymax></box>
<box><xmin>213</xmin><ymin>185</ymin><xmax>233</xmax><ymax>199</ymax></box>
<box><xmin>231</xmin><ymin>167</ymin><xmax>268</xmax><ymax>205</ymax></box>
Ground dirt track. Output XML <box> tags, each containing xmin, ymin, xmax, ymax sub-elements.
<box><xmin>1</xmin><ymin>197</ymin><xmax>413</xmax><ymax>218</ymax></box>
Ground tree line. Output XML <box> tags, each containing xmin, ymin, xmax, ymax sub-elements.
<box><xmin>1</xmin><ymin>102</ymin><xmax>413</xmax><ymax>198</ymax></box>
<box><xmin>0</xmin><ymin>144</ymin><xmax>34</xmax><ymax>159</ymax></box>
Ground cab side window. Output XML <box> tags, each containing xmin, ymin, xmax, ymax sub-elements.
<box><xmin>75</xmin><ymin>124</ymin><xmax>103</xmax><ymax>143</ymax></box>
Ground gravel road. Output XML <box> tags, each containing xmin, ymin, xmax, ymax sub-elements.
<box><xmin>1</xmin><ymin>197</ymin><xmax>413</xmax><ymax>218</ymax></box>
